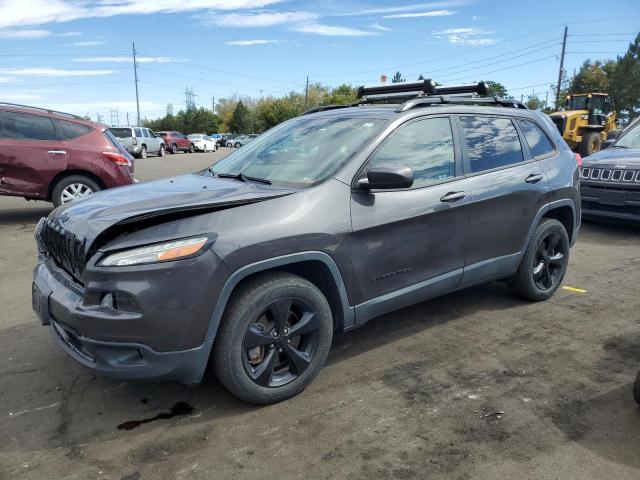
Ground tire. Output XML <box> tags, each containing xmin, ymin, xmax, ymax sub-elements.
<box><xmin>634</xmin><ymin>371</ymin><xmax>640</xmax><ymax>405</ymax></box>
<box><xmin>138</xmin><ymin>145</ymin><xmax>147</xmax><ymax>159</ymax></box>
<box><xmin>510</xmin><ymin>218</ymin><xmax>570</xmax><ymax>301</ymax></box>
<box><xmin>51</xmin><ymin>175</ymin><xmax>101</xmax><ymax>208</ymax></box>
<box><xmin>171</xmin><ymin>143</ymin><xmax>178</xmax><ymax>154</ymax></box>
<box><xmin>579</xmin><ymin>131</ymin><xmax>601</xmax><ymax>157</ymax></box>
<box><xmin>226</xmin><ymin>142</ymin><xmax>232</xmax><ymax>148</ymax></box>
<box><xmin>213</xmin><ymin>272</ymin><xmax>333</xmax><ymax>405</ymax></box>
<box><xmin>189</xmin><ymin>144</ymin><xmax>195</xmax><ymax>153</ymax></box>
<box><xmin>158</xmin><ymin>144</ymin><xmax>165</xmax><ymax>157</ymax></box>
<box><xmin>235</xmin><ymin>142</ymin><xmax>241</xmax><ymax>148</ymax></box>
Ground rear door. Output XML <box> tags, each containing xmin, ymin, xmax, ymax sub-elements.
<box><xmin>456</xmin><ymin>115</ymin><xmax>550</xmax><ymax>285</ymax></box>
<box><xmin>350</xmin><ymin>115</ymin><xmax>471</xmax><ymax>308</ymax></box>
<box><xmin>0</xmin><ymin>110</ymin><xmax>66</xmax><ymax>198</ymax></box>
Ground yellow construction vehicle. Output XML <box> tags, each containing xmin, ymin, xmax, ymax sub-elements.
<box><xmin>549</xmin><ymin>93</ymin><xmax>618</xmax><ymax>156</ymax></box>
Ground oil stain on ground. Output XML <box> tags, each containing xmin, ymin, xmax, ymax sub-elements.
<box><xmin>117</xmin><ymin>401</ymin><xmax>194</xmax><ymax>431</ymax></box>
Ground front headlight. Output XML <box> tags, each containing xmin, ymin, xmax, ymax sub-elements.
<box><xmin>99</xmin><ymin>236</ymin><xmax>209</xmax><ymax>267</ymax></box>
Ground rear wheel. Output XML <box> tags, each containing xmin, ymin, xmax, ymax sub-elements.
<box><xmin>171</xmin><ymin>143</ymin><xmax>178</xmax><ymax>154</ymax></box>
<box><xmin>213</xmin><ymin>272</ymin><xmax>333</xmax><ymax>404</ymax></box>
<box><xmin>138</xmin><ymin>145</ymin><xmax>147</xmax><ymax>159</ymax></box>
<box><xmin>52</xmin><ymin>175</ymin><xmax>101</xmax><ymax>208</ymax></box>
<box><xmin>510</xmin><ymin>218</ymin><xmax>569</xmax><ymax>301</ymax></box>
<box><xmin>579</xmin><ymin>131</ymin><xmax>601</xmax><ymax>157</ymax></box>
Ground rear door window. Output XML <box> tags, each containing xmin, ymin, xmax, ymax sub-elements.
<box><xmin>57</xmin><ymin>120</ymin><xmax>93</xmax><ymax>140</ymax></box>
<box><xmin>459</xmin><ymin>116</ymin><xmax>523</xmax><ymax>173</ymax></box>
<box><xmin>517</xmin><ymin>120</ymin><xmax>555</xmax><ymax>158</ymax></box>
<box><xmin>369</xmin><ymin>117</ymin><xmax>455</xmax><ymax>188</ymax></box>
<box><xmin>0</xmin><ymin>111</ymin><xmax>56</xmax><ymax>140</ymax></box>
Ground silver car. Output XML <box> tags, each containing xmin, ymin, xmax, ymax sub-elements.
<box><xmin>109</xmin><ymin>127</ymin><xmax>165</xmax><ymax>159</ymax></box>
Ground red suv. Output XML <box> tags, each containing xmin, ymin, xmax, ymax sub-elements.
<box><xmin>0</xmin><ymin>103</ymin><xmax>135</xmax><ymax>207</ymax></box>
<box><xmin>156</xmin><ymin>131</ymin><xmax>195</xmax><ymax>154</ymax></box>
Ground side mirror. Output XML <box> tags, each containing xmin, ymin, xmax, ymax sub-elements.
<box><xmin>358</xmin><ymin>165</ymin><xmax>414</xmax><ymax>190</ymax></box>
<box><xmin>601</xmin><ymin>139</ymin><xmax>615</xmax><ymax>149</ymax></box>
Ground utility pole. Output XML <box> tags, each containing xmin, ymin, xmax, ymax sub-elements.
<box><xmin>304</xmin><ymin>76</ymin><xmax>309</xmax><ymax>109</ymax></box>
<box><xmin>211</xmin><ymin>96</ymin><xmax>215</xmax><ymax>112</ymax></box>
<box><xmin>132</xmin><ymin>42</ymin><xmax>141</xmax><ymax>126</ymax></box>
<box><xmin>555</xmin><ymin>26</ymin><xmax>568</xmax><ymax>110</ymax></box>
<box><xmin>126</xmin><ymin>112</ymin><xmax>130</xmax><ymax>125</ymax></box>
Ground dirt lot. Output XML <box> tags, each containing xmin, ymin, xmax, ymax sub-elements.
<box><xmin>1</xmin><ymin>149</ymin><xmax>639</xmax><ymax>480</ymax></box>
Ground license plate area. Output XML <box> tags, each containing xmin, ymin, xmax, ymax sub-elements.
<box><xmin>32</xmin><ymin>279</ymin><xmax>52</xmax><ymax>326</ymax></box>
<box><xmin>598</xmin><ymin>190</ymin><xmax>626</xmax><ymax>206</ymax></box>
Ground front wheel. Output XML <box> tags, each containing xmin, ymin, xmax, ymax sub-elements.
<box><xmin>189</xmin><ymin>144</ymin><xmax>195</xmax><ymax>153</ymax></box>
<box><xmin>158</xmin><ymin>144</ymin><xmax>165</xmax><ymax>157</ymax></box>
<box><xmin>213</xmin><ymin>272</ymin><xmax>333</xmax><ymax>405</ymax></box>
<box><xmin>234</xmin><ymin>142</ymin><xmax>241</xmax><ymax>148</ymax></box>
<box><xmin>51</xmin><ymin>175</ymin><xmax>101</xmax><ymax>208</ymax></box>
<box><xmin>579</xmin><ymin>131</ymin><xmax>601</xmax><ymax>157</ymax></box>
<box><xmin>509</xmin><ymin>218</ymin><xmax>569</xmax><ymax>301</ymax></box>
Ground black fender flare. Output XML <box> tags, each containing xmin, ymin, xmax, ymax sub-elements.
<box><xmin>203</xmin><ymin>251</ymin><xmax>354</xmax><ymax>343</ymax></box>
<box><xmin>520</xmin><ymin>199</ymin><xmax>578</xmax><ymax>255</ymax></box>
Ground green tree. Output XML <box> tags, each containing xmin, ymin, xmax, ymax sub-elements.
<box><xmin>417</xmin><ymin>74</ymin><xmax>425</xmax><ymax>80</ymax></box>
<box><xmin>525</xmin><ymin>95</ymin><xmax>543</xmax><ymax>110</ymax></box>
<box><xmin>568</xmin><ymin>60</ymin><xmax>614</xmax><ymax>94</ymax></box>
<box><xmin>485</xmin><ymin>80</ymin><xmax>507</xmax><ymax>97</ymax></box>
<box><xmin>391</xmin><ymin>71</ymin><xmax>404</xmax><ymax>83</ymax></box>
<box><xmin>229</xmin><ymin>101</ymin><xmax>252</xmax><ymax>134</ymax></box>
<box><xmin>324</xmin><ymin>84</ymin><xmax>358</xmax><ymax>105</ymax></box>
<box><xmin>609</xmin><ymin>32</ymin><xmax>640</xmax><ymax>121</ymax></box>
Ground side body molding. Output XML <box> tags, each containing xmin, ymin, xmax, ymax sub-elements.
<box><xmin>203</xmin><ymin>251</ymin><xmax>355</xmax><ymax>342</ymax></box>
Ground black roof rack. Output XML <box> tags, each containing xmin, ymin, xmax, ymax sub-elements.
<box><xmin>0</xmin><ymin>102</ymin><xmax>89</xmax><ymax>121</ymax></box>
<box><xmin>398</xmin><ymin>95</ymin><xmax>527</xmax><ymax>112</ymax></box>
<box><xmin>357</xmin><ymin>79</ymin><xmax>437</xmax><ymax>99</ymax></box>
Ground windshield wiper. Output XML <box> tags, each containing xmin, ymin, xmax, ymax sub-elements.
<box><xmin>216</xmin><ymin>172</ymin><xmax>272</xmax><ymax>185</ymax></box>
<box><xmin>612</xmin><ymin>144</ymin><xmax>629</xmax><ymax>149</ymax></box>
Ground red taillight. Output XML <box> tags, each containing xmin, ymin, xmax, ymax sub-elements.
<box><xmin>575</xmin><ymin>153</ymin><xmax>583</xmax><ymax>168</ymax></box>
<box><xmin>102</xmin><ymin>151</ymin><xmax>131</xmax><ymax>167</ymax></box>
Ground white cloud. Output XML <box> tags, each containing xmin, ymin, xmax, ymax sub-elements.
<box><xmin>0</xmin><ymin>67</ymin><xmax>115</xmax><ymax>77</ymax></box>
<box><xmin>0</xmin><ymin>28</ymin><xmax>51</xmax><ymax>39</ymax></box>
<box><xmin>292</xmin><ymin>23</ymin><xmax>378</xmax><ymax>36</ymax></box>
<box><xmin>338</xmin><ymin>1</ymin><xmax>469</xmax><ymax>16</ymax></box>
<box><xmin>2</xmin><ymin>92</ymin><xmax>46</xmax><ymax>101</ymax></box>
<box><xmin>0</xmin><ymin>76</ymin><xmax>16</xmax><ymax>83</ymax></box>
<box><xmin>382</xmin><ymin>9</ymin><xmax>456</xmax><ymax>18</ymax></box>
<box><xmin>433</xmin><ymin>27</ymin><xmax>497</xmax><ymax>46</ymax></box>
<box><xmin>208</xmin><ymin>11</ymin><xmax>318</xmax><ymax>28</ymax></box>
<box><xmin>59</xmin><ymin>31</ymin><xmax>82</xmax><ymax>36</ymax></box>
<box><xmin>71</xmin><ymin>56</ymin><xmax>188</xmax><ymax>63</ymax></box>
<box><xmin>369</xmin><ymin>23</ymin><xmax>393</xmax><ymax>31</ymax></box>
<box><xmin>67</xmin><ymin>40</ymin><xmax>106</xmax><ymax>46</ymax></box>
<box><xmin>224</xmin><ymin>39</ymin><xmax>281</xmax><ymax>46</ymax></box>
<box><xmin>472</xmin><ymin>15</ymin><xmax>486</xmax><ymax>21</ymax></box>
<box><xmin>0</xmin><ymin>0</ymin><xmax>283</xmax><ymax>29</ymax></box>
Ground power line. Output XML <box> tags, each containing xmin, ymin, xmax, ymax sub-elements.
<box><xmin>443</xmin><ymin>55</ymin><xmax>558</xmax><ymax>84</ymax></box>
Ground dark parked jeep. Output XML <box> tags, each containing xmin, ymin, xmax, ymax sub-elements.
<box><xmin>32</xmin><ymin>81</ymin><xmax>581</xmax><ymax>404</ymax></box>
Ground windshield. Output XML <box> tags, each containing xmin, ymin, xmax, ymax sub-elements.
<box><xmin>567</xmin><ymin>96</ymin><xmax>588</xmax><ymax>110</ymax></box>
<box><xmin>189</xmin><ymin>135</ymin><xmax>202</xmax><ymax>139</ymax></box>
<box><xmin>615</xmin><ymin>121</ymin><xmax>640</xmax><ymax>149</ymax></box>
<box><xmin>211</xmin><ymin>116</ymin><xmax>385</xmax><ymax>187</ymax></box>
<box><xmin>109</xmin><ymin>128</ymin><xmax>131</xmax><ymax>138</ymax></box>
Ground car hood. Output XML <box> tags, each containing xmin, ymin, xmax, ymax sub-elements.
<box><xmin>46</xmin><ymin>173</ymin><xmax>295</xmax><ymax>249</ymax></box>
<box><xmin>583</xmin><ymin>147</ymin><xmax>640</xmax><ymax>168</ymax></box>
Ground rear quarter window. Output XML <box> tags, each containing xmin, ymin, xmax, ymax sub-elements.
<box><xmin>109</xmin><ymin>128</ymin><xmax>132</xmax><ymax>138</ymax></box>
<box><xmin>517</xmin><ymin>120</ymin><xmax>555</xmax><ymax>158</ymax></box>
<box><xmin>57</xmin><ymin>120</ymin><xmax>93</xmax><ymax>140</ymax></box>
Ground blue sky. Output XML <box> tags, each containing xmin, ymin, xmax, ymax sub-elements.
<box><xmin>0</xmin><ymin>0</ymin><xmax>638</xmax><ymax>123</ymax></box>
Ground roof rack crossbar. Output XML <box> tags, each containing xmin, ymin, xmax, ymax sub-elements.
<box><xmin>0</xmin><ymin>102</ymin><xmax>88</xmax><ymax>121</ymax></box>
<box><xmin>357</xmin><ymin>79</ymin><xmax>436</xmax><ymax>99</ymax></box>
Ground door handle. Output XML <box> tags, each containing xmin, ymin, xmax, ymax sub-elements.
<box><xmin>440</xmin><ymin>191</ymin><xmax>467</xmax><ymax>203</ymax></box>
<box><xmin>525</xmin><ymin>173</ymin><xmax>544</xmax><ymax>184</ymax></box>
<box><xmin>47</xmin><ymin>150</ymin><xmax>67</xmax><ymax>155</ymax></box>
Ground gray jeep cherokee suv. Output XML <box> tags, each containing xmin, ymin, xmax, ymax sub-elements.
<box><xmin>32</xmin><ymin>81</ymin><xmax>581</xmax><ymax>404</ymax></box>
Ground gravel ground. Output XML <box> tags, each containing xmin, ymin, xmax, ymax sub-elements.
<box><xmin>0</xmin><ymin>148</ymin><xmax>639</xmax><ymax>480</ymax></box>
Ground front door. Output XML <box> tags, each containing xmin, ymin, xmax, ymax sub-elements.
<box><xmin>350</xmin><ymin>116</ymin><xmax>470</xmax><ymax>316</ymax></box>
<box><xmin>0</xmin><ymin>110</ymin><xmax>67</xmax><ymax>198</ymax></box>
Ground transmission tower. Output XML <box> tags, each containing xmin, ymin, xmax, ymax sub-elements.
<box><xmin>96</xmin><ymin>112</ymin><xmax>104</xmax><ymax>124</ymax></box>
<box><xmin>109</xmin><ymin>108</ymin><xmax>120</xmax><ymax>127</ymax></box>
<box><xmin>184</xmin><ymin>86</ymin><xmax>196</xmax><ymax>109</ymax></box>
<box><xmin>167</xmin><ymin>103</ymin><xmax>174</xmax><ymax>116</ymax></box>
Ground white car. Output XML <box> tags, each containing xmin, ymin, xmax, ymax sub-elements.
<box><xmin>188</xmin><ymin>134</ymin><xmax>218</xmax><ymax>152</ymax></box>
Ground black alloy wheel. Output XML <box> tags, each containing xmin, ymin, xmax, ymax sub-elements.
<box><xmin>532</xmin><ymin>231</ymin><xmax>566</xmax><ymax>291</ymax></box>
<box><xmin>242</xmin><ymin>297</ymin><xmax>321</xmax><ymax>388</ymax></box>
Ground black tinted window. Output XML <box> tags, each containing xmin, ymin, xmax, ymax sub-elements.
<box><xmin>517</xmin><ymin>120</ymin><xmax>555</xmax><ymax>158</ymax></box>
<box><xmin>109</xmin><ymin>128</ymin><xmax>131</xmax><ymax>138</ymax></box>
<box><xmin>57</xmin><ymin>120</ymin><xmax>92</xmax><ymax>140</ymax></box>
<box><xmin>134</xmin><ymin>128</ymin><xmax>143</xmax><ymax>137</ymax></box>
<box><xmin>460</xmin><ymin>116</ymin><xmax>523</xmax><ymax>173</ymax></box>
<box><xmin>1</xmin><ymin>111</ymin><xmax>56</xmax><ymax>140</ymax></box>
<box><xmin>370</xmin><ymin>117</ymin><xmax>455</xmax><ymax>187</ymax></box>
